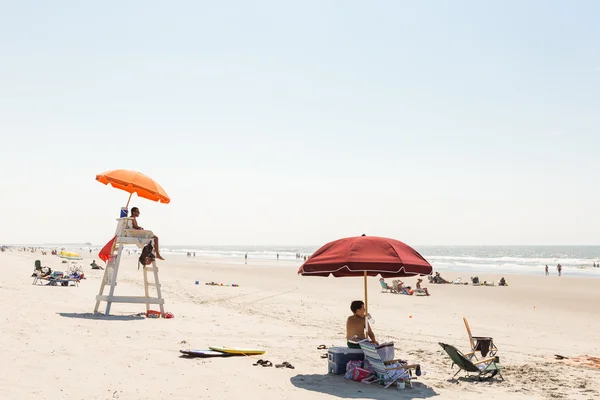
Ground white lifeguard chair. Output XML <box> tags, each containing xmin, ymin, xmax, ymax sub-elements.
<box><xmin>94</xmin><ymin>217</ymin><xmax>165</xmax><ymax>317</ymax></box>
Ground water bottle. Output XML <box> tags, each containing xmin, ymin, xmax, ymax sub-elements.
<box><xmin>367</xmin><ymin>313</ymin><xmax>375</xmax><ymax>325</ymax></box>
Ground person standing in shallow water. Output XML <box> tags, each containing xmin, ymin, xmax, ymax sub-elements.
<box><xmin>244</xmin><ymin>253</ymin><xmax>247</xmax><ymax>264</ymax></box>
<box><xmin>557</xmin><ymin>263</ymin><xmax>562</xmax><ymax>276</ymax></box>
<box><xmin>545</xmin><ymin>265</ymin><xmax>549</xmax><ymax>276</ymax></box>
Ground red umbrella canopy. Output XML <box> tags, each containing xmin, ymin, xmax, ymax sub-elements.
<box><xmin>298</xmin><ymin>235</ymin><xmax>432</xmax><ymax>278</ymax></box>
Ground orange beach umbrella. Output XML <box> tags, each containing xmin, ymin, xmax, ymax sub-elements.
<box><xmin>96</xmin><ymin>169</ymin><xmax>170</xmax><ymax>206</ymax></box>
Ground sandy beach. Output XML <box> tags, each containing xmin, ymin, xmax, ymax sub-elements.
<box><xmin>2</xmin><ymin>249</ymin><xmax>599</xmax><ymax>400</ymax></box>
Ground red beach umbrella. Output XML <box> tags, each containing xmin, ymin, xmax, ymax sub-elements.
<box><xmin>298</xmin><ymin>235</ymin><xmax>432</xmax><ymax>330</ymax></box>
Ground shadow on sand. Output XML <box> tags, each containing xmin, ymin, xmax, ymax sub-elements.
<box><xmin>290</xmin><ymin>374</ymin><xmax>438</xmax><ymax>399</ymax></box>
<box><xmin>57</xmin><ymin>312</ymin><xmax>145</xmax><ymax>321</ymax></box>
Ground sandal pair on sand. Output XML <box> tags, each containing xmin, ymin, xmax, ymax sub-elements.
<box><xmin>318</xmin><ymin>344</ymin><xmax>328</xmax><ymax>358</ymax></box>
<box><xmin>253</xmin><ymin>359</ymin><xmax>294</xmax><ymax>369</ymax></box>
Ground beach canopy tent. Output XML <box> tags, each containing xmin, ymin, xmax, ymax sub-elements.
<box><xmin>58</xmin><ymin>251</ymin><xmax>83</xmax><ymax>260</ymax></box>
<box><xmin>298</xmin><ymin>235</ymin><xmax>433</xmax><ymax>332</ymax></box>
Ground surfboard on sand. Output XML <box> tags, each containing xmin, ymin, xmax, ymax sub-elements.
<box><xmin>208</xmin><ymin>346</ymin><xmax>265</xmax><ymax>355</ymax></box>
<box><xmin>180</xmin><ymin>349</ymin><xmax>235</xmax><ymax>358</ymax></box>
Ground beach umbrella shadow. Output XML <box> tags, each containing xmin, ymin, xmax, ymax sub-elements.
<box><xmin>290</xmin><ymin>374</ymin><xmax>438</xmax><ymax>399</ymax></box>
<box><xmin>57</xmin><ymin>312</ymin><xmax>145</xmax><ymax>321</ymax></box>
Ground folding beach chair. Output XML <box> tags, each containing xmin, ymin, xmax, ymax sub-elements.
<box><xmin>358</xmin><ymin>340</ymin><xmax>421</xmax><ymax>388</ymax></box>
<box><xmin>379</xmin><ymin>279</ymin><xmax>396</xmax><ymax>293</ymax></box>
<box><xmin>463</xmin><ymin>317</ymin><xmax>499</xmax><ymax>359</ymax></box>
<box><xmin>439</xmin><ymin>342</ymin><xmax>503</xmax><ymax>381</ymax></box>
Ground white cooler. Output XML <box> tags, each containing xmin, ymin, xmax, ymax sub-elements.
<box><xmin>327</xmin><ymin>347</ymin><xmax>365</xmax><ymax>375</ymax></box>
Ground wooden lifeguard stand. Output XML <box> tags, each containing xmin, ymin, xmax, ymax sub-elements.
<box><xmin>94</xmin><ymin>217</ymin><xmax>165</xmax><ymax>317</ymax></box>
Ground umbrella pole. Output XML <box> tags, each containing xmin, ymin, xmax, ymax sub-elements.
<box><xmin>125</xmin><ymin>192</ymin><xmax>133</xmax><ymax>208</ymax></box>
<box><xmin>364</xmin><ymin>271</ymin><xmax>369</xmax><ymax>336</ymax></box>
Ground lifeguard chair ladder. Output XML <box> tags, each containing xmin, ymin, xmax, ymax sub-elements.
<box><xmin>94</xmin><ymin>217</ymin><xmax>165</xmax><ymax>317</ymax></box>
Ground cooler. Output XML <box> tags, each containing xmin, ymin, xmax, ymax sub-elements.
<box><xmin>327</xmin><ymin>347</ymin><xmax>364</xmax><ymax>375</ymax></box>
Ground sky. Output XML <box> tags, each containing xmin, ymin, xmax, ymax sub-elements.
<box><xmin>0</xmin><ymin>1</ymin><xmax>599</xmax><ymax>246</ymax></box>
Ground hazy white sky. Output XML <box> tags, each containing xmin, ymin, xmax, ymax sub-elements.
<box><xmin>1</xmin><ymin>1</ymin><xmax>598</xmax><ymax>246</ymax></box>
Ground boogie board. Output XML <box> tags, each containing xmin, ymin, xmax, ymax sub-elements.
<box><xmin>180</xmin><ymin>349</ymin><xmax>234</xmax><ymax>358</ymax></box>
<box><xmin>208</xmin><ymin>346</ymin><xmax>265</xmax><ymax>355</ymax></box>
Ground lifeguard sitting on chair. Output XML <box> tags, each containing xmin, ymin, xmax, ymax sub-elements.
<box><xmin>130</xmin><ymin>207</ymin><xmax>165</xmax><ymax>260</ymax></box>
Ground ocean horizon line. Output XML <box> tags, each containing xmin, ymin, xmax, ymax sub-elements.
<box><xmin>3</xmin><ymin>242</ymin><xmax>600</xmax><ymax>248</ymax></box>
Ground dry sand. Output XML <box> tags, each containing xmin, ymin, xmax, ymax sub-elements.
<box><xmin>2</xmin><ymin>250</ymin><xmax>599</xmax><ymax>400</ymax></box>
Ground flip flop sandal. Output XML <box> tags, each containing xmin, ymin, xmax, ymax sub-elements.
<box><xmin>253</xmin><ymin>359</ymin><xmax>265</xmax><ymax>366</ymax></box>
<box><xmin>276</xmin><ymin>361</ymin><xmax>295</xmax><ymax>369</ymax></box>
<box><xmin>261</xmin><ymin>360</ymin><xmax>273</xmax><ymax>367</ymax></box>
<box><xmin>282</xmin><ymin>361</ymin><xmax>295</xmax><ymax>369</ymax></box>
<box><xmin>317</xmin><ymin>345</ymin><xmax>327</xmax><ymax>350</ymax></box>
<box><xmin>320</xmin><ymin>354</ymin><xmax>328</xmax><ymax>359</ymax></box>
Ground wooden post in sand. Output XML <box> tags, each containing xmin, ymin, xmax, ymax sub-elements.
<box><xmin>93</xmin><ymin>217</ymin><xmax>165</xmax><ymax>317</ymax></box>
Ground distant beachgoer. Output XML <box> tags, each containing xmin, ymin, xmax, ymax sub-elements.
<box><xmin>557</xmin><ymin>263</ymin><xmax>562</xmax><ymax>276</ymax></box>
<box><xmin>277</xmin><ymin>253</ymin><xmax>279</xmax><ymax>261</ymax></box>
<box><xmin>346</xmin><ymin>300</ymin><xmax>377</xmax><ymax>348</ymax></box>
<box><xmin>545</xmin><ymin>265</ymin><xmax>549</xmax><ymax>276</ymax></box>
<box><xmin>434</xmin><ymin>271</ymin><xmax>450</xmax><ymax>284</ymax></box>
<box><xmin>245</xmin><ymin>253</ymin><xmax>248</xmax><ymax>264</ymax></box>
<box><xmin>499</xmin><ymin>277</ymin><xmax>507</xmax><ymax>286</ymax></box>
<box><xmin>392</xmin><ymin>280</ymin><xmax>415</xmax><ymax>295</ymax></box>
<box><xmin>90</xmin><ymin>260</ymin><xmax>103</xmax><ymax>270</ymax></box>
<box><xmin>131</xmin><ymin>207</ymin><xmax>164</xmax><ymax>260</ymax></box>
<box><xmin>415</xmin><ymin>278</ymin><xmax>430</xmax><ymax>296</ymax></box>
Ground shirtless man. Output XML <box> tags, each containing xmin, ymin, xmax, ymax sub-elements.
<box><xmin>131</xmin><ymin>207</ymin><xmax>164</xmax><ymax>260</ymax></box>
<box><xmin>346</xmin><ymin>300</ymin><xmax>377</xmax><ymax>348</ymax></box>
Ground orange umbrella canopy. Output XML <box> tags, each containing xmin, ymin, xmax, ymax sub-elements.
<box><xmin>96</xmin><ymin>169</ymin><xmax>170</xmax><ymax>204</ymax></box>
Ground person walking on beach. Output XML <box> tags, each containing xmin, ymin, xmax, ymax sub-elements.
<box><xmin>245</xmin><ymin>253</ymin><xmax>248</xmax><ymax>264</ymax></box>
<box><xmin>557</xmin><ymin>263</ymin><xmax>562</xmax><ymax>276</ymax></box>
<box><xmin>545</xmin><ymin>265</ymin><xmax>549</xmax><ymax>276</ymax></box>
<box><xmin>131</xmin><ymin>207</ymin><xmax>165</xmax><ymax>260</ymax></box>
<box><xmin>277</xmin><ymin>253</ymin><xmax>279</xmax><ymax>261</ymax></box>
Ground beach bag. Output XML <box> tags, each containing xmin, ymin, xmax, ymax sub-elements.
<box><xmin>146</xmin><ymin>310</ymin><xmax>161</xmax><ymax>318</ymax></box>
<box><xmin>376</xmin><ymin>342</ymin><xmax>395</xmax><ymax>361</ymax></box>
<box><xmin>139</xmin><ymin>243</ymin><xmax>155</xmax><ymax>266</ymax></box>
<box><xmin>344</xmin><ymin>360</ymin><xmax>363</xmax><ymax>380</ymax></box>
<box><xmin>350</xmin><ymin>367</ymin><xmax>371</xmax><ymax>382</ymax></box>
<box><xmin>385</xmin><ymin>361</ymin><xmax>410</xmax><ymax>382</ymax></box>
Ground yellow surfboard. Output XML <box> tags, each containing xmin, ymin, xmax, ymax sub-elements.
<box><xmin>209</xmin><ymin>346</ymin><xmax>265</xmax><ymax>355</ymax></box>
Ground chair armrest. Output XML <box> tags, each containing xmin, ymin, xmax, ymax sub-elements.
<box><xmin>386</xmin><ymin>364</ymin><xmax>419</xmax><ymax>371</ymax></box>
<box><xmin>384</xmin><ymin>358</ymin><xmax>406</xmax><ymax>365</ymax></box>
<box><xmin>473</xmin><ymin>357</ymin><xmax>496</xmax><ymax>365</ymax></box>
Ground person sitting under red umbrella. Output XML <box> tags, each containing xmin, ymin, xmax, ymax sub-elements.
<box><xmin>131</xmin><ymin>207</ymin><xmax>165</xmax><ymax>260</ymax></box>
<box><xmin>346</xmin><ymin>300</ymin><xmax>378</xmax><ymax>348</ymax></box>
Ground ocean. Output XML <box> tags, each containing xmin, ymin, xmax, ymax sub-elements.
<box><xmin>14</xmin><ymin>244</ymin><xmax>600</xmax><ymax>277</ymax></box>
<box><xmin>151</xmin><ymin>244</ymin><xmax>600</xmax><ymax>277</ymax></box>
